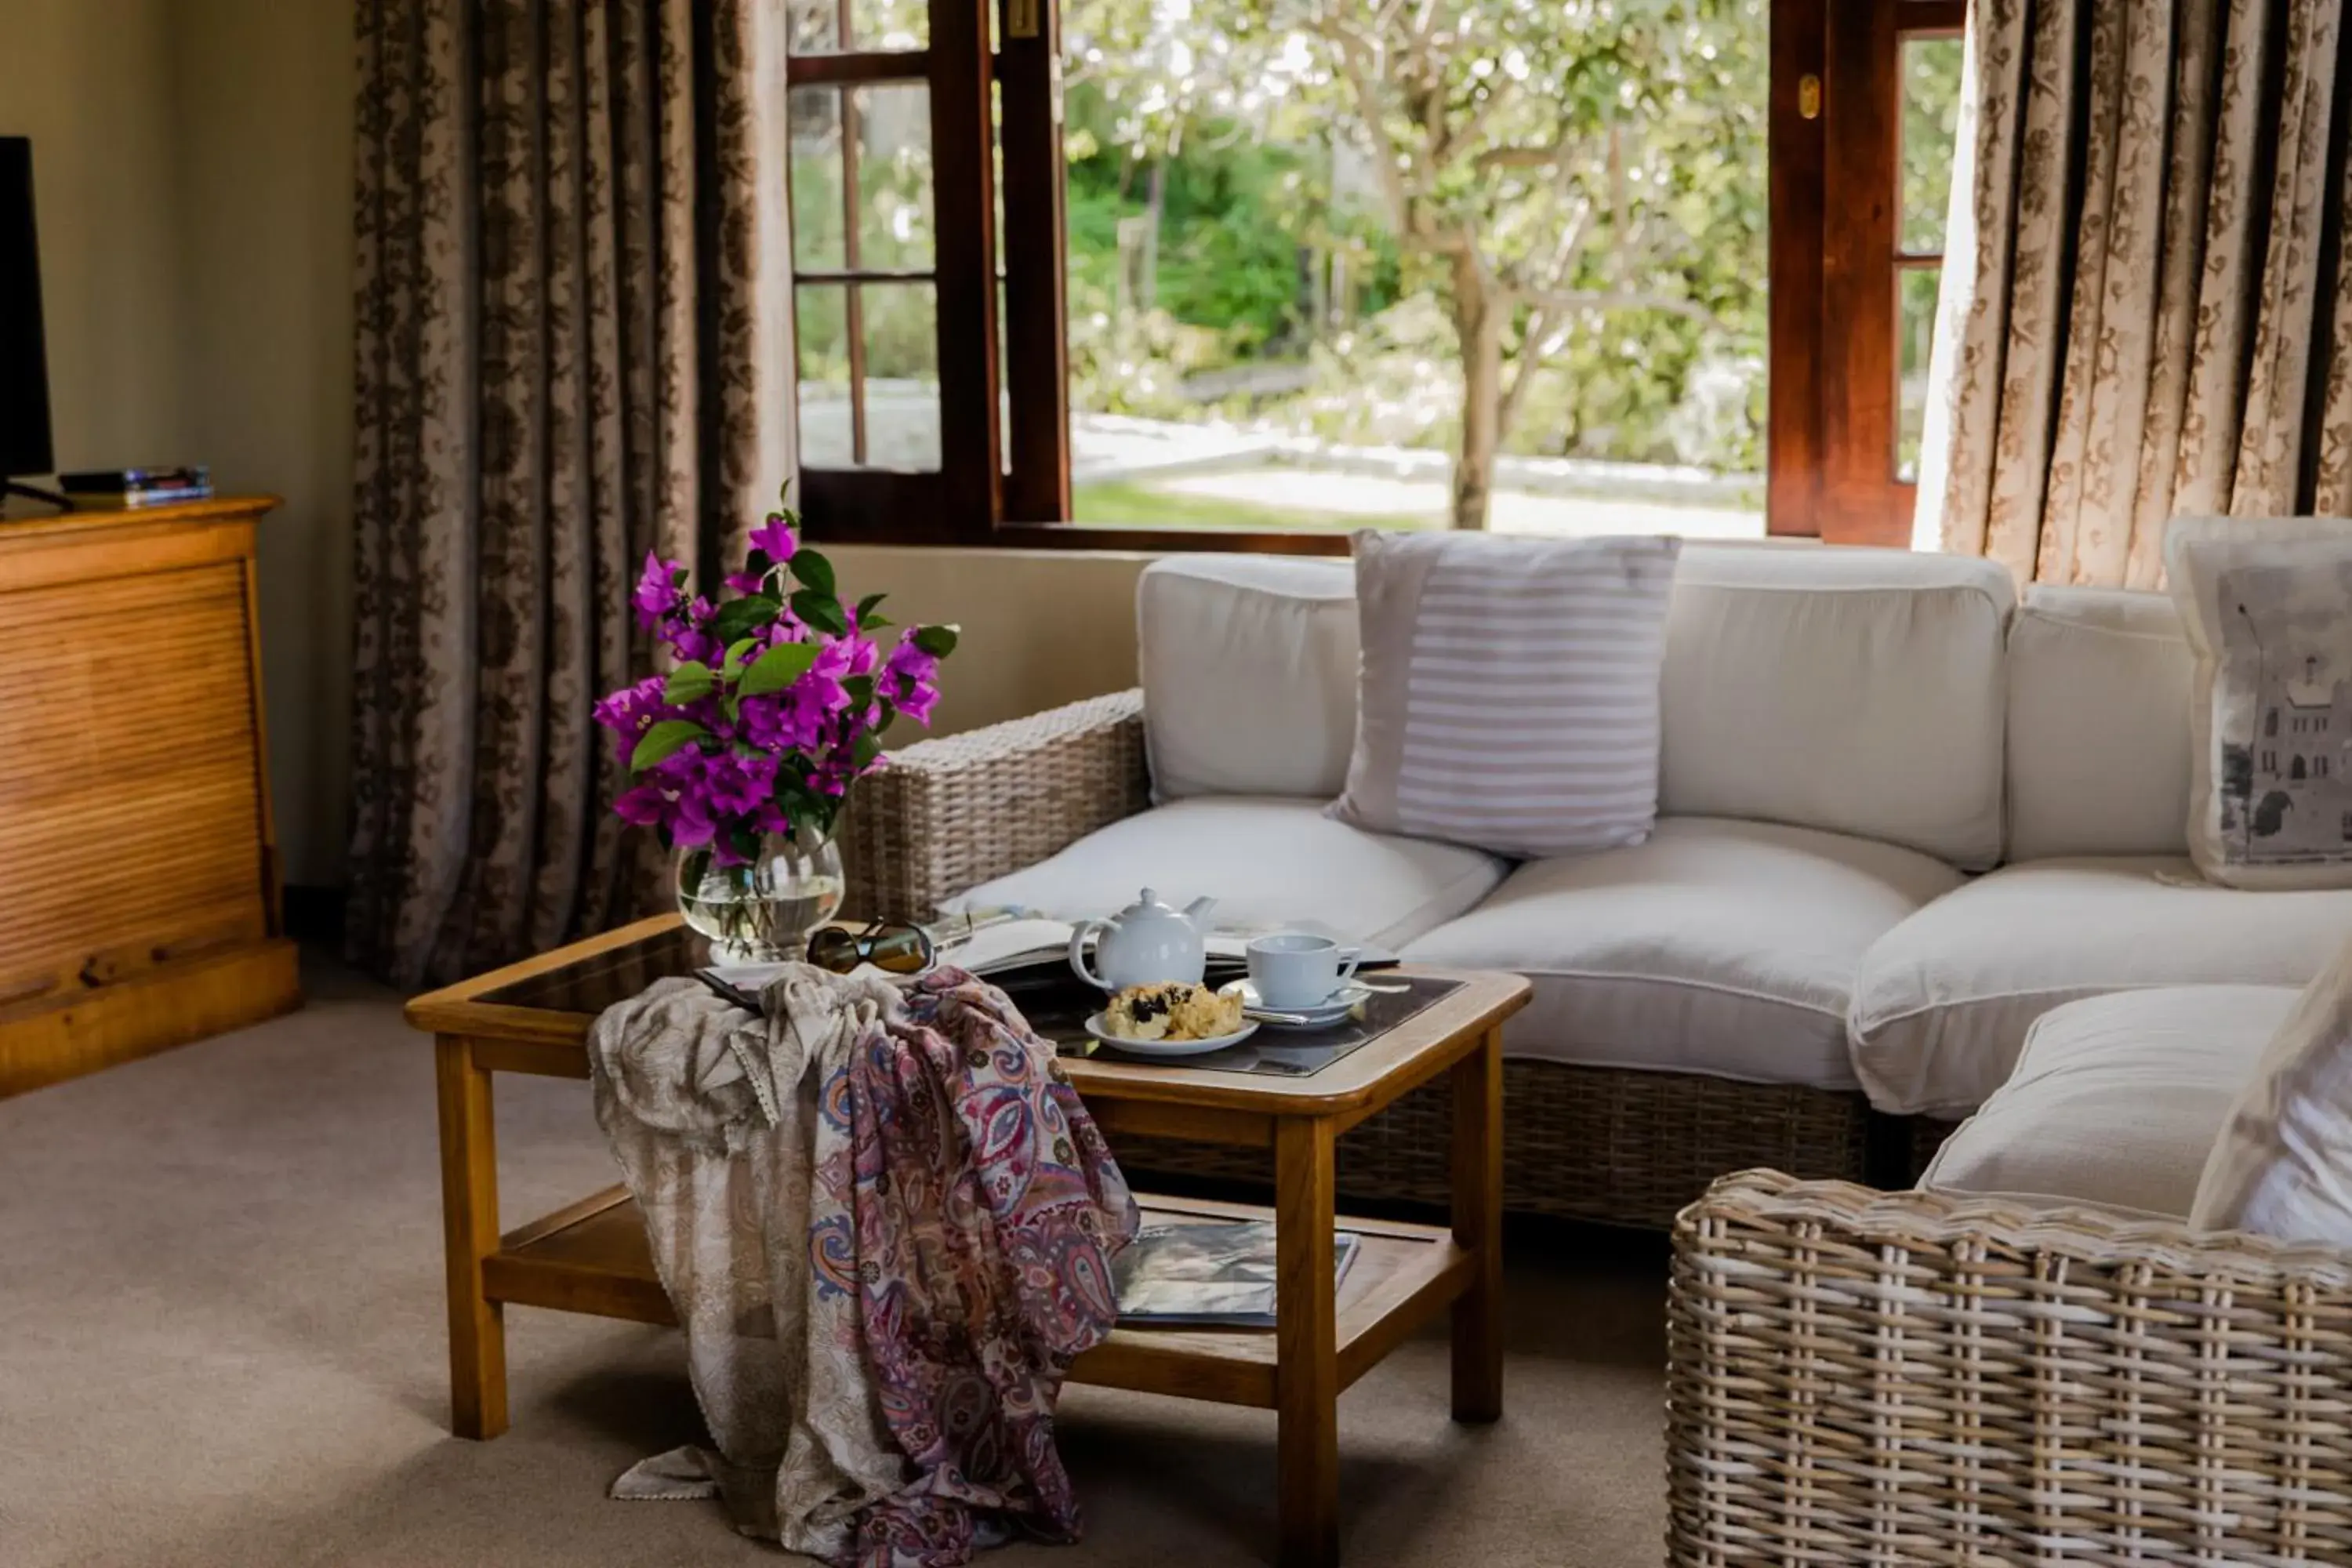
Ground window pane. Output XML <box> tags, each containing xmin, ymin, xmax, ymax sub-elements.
<box><xmin>1899</xmin><ymin>34</ymin><xmax>1965</xmax><ymax>255</ymax></box>
<box><xmin>1896</xmin><ymin>264</ymin><xmax>1941</xmax><ymax>483</ymax></box>
<box><xmin>1057</xmin><ymin>3</ymin><xmax>1768</xmax><ymax>539</ymax></box>
<box><xmin>855</xmin><ymin>84</ymin><xmax>934</xmax><ymax>271</ymax></box>
<box><xmin>797</xmin><ymin>284</ymin><xmax>855</xmax><ymax>467</ymax></box>
<box><xmin>790</xmin><ymin>87</ymin><xmax>846</xmax><ymax>273</ymax></box>
<box><xmin>862</xmin><ymin>282</ymin><xmax>941</xmax><ymax>470</ymax></box>
<box><xmin>786</xmin><ymin>0</ymin><xmax>927</xmax><ymax>54</ymax></box>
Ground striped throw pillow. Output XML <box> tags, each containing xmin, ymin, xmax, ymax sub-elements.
<box><xmin>1328</xmin><ymin>530</ymin><xmax>1682</xmax><ymax>858</ymax></box>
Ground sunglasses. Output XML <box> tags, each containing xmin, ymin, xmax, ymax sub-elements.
<box><xmin>805</xmin><ymin>918</ymin><xmax>935</xmax><ymax>975</ymax></box>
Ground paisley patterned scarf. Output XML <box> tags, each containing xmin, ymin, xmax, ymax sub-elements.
<box><xmin>588</xmin><ymin>964</ymin><xmax>1137</xmax><ymax>1565</ymax></box>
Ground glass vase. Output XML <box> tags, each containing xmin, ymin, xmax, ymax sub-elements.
<box><xmin>675</xmin><ymin>826</ymin><xmax>845</xmax><ymax>964</ymax></box>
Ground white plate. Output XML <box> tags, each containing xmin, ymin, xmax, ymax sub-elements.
<box><xmin>1084</xmin><ymin>1012</ymin><xmax>1259</xmax><ymax>1058</ymax></box>
<box><xmin>1219</xmin><ymin>978</ymin><xmax>1371</xmax><ymax>1026</ymax></box>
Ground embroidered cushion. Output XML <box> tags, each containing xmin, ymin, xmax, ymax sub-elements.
<box><xmin>2167</xmin><ymin>516</ymin><xmax>2352</xmax><ymax>889</ymax></box>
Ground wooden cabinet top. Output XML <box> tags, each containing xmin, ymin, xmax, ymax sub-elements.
<box><xmin>0</xmin><ymin>496</ymin><xmax>281</xmax><ymax>590</ymax></box>
<box><xmin>0</xmin><ymin>493</ymin><xmax>281</xmax><ymax>543</ymax></box>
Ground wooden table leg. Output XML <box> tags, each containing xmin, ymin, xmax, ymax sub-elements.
<box><xmin>1450</xmin><ymin>1025</ymin><xmax>1504</xmax><ymax>1424</ymax></box>
<box><xmin>435</xmin><ymin>1033</ymin><xmax>508</xmax><ymax>1439</ymax></box>
<box><xmin>1275</xmin><ymin>1116</ymin><xmax>1340</xmax><ymax>1568</ymax></box>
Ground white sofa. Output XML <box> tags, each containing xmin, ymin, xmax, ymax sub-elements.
<box><xmin>862</xmin><ymin>545</ymin><xmax>2352</xmax><ymax>1226</ymax></box>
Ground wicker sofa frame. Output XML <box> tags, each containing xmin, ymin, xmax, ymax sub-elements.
<box><xmin>1669</xmin><ymin>1170</ymin><xmax>2352</xmax><ymax>1565</ymax></box>
<box><xmin>841</xmin><ymin>689</ymin><xmax>1883</xmax><ymax>1229</ymax></box>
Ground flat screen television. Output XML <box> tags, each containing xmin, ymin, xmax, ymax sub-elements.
<box><xmin>0</xmin><ymin>137</ymin><xmax>55</xmax><ymax>481</ymax></box>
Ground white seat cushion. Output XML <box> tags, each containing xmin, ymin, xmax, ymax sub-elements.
<box><xmin>943</xmin><ymin>797</ymin><xmax>1508</xmax><ymax>951</ymax></box>
<box><xmin>1399</xmin><ymin>817</ymin><xmax>1963</xmax><ymax>1090</ymax></box>
<box><xmin>1852</xmin><ymin>857</ymin><xmax>2352</xmax><ymax>1118</ymax></box>
<box><xmin>1921</xmin><ymin>986</ymin><xmax>2299</xmax><ymax>1218</ymax></box>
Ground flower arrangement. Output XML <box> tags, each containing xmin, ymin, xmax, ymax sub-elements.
<box><xmin>591</xmin><ymin>491</ymin><xmax>955</xmax><ymax>956</ymax></box>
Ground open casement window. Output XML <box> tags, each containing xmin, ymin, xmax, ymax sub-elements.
<box><xmin>1773</xmin><ymin>0</ymin><xmax>1966</xmax><ymax>545</ymax></box>
<box><xmin>792</xmin><ymin>0</ymin><xmax>1964</xmax><ymax>551</ymax></box>
<box><xmin>786</xmin><ymin>0</ymin><xmax>1002</xmax><ymax>543</ymax></box>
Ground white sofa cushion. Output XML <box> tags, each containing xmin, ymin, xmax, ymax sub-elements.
<box><xmin>1922</xmin><ymin>985</ymin><xmax>2299</xmax><ymax>1219</ymax></box>
<box><xmin>2005</xmin><ymin>586</ymin><xmax>2194</xmax><ymax>862</ymax></box>
<box><xmin>1399</xmin><ymin>816</ymin><xmax>1963</xmax><ymax>1091</ymax></box>
<box><xmin>942</xmin><ymin>796</ymin><xmax>1507</xmax><ymax>951</ymax></box>
<box><xmin>1851</xmin><ymin>857</ymin><xmax>2352</xmax><ymax>1118</ymax></box>
<box><xmin>2194</xmin><ymin>933</ymin><xmax>2352</xmax><ymax>1243</ymax></box>
<box><xmin>1136</xmin><ymin>555</ymin><xmax>1357</xmax><ymax>803</ymax></box>
<box><xmin>1660</xmin><ymin>544</ymin><xmax>2014</xmax><ymax>870</ymax></box>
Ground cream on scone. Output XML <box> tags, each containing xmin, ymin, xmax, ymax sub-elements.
<box><xmin>1104</xmin><ymin>981</ymin><xmax>1242</xmax><ymax>1042</ymax></box>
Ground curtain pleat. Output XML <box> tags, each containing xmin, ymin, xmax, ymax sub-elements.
<box><xmin>1920</xmin><ymin>0</ymin><xmax>2352</xmax><ymax>586</ymax></box>
<box><xmin>347</xmin><ymin>0</ymin><xmax>793</xmax><ymax>986</ymax></box>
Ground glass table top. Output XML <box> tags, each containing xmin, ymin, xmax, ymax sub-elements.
<box><xmin>477</xmin><ymin>927</ymin><xmax>1468</xmax><ymax>1081</ymax></box>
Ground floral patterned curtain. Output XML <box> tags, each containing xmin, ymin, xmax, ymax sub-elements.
<box><xmin>348</xmin><ymin>0</ymin><xmax>794</xmax><ymax>985</ymax></box>
<box><xmin>1915</xmin><ymin>0</ymin><xmax>2352</xmax><ymax>586</ymax></box>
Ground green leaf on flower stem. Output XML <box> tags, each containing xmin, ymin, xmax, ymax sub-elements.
<box><xmin>722</xmin><ymin>637</ymin><xmax>760</xmax><ymax>677</ymax></box>
<box><xmin>791</xmin><ymin>589</ymin><xmax>848</xmax><ymax>637</ymax></box>
<box><xmin>710</xmin><ymin>595</ymin><xmax>779</xmax><ymax>645</ymax></box>
<box><xmin>789</xmin><ymin>550</ymin><xmax>837</xmax><ymax>597</ymax></box>
<box><xmin>663</xmin><ymin>661</ymin><xmax>715</xmax><ymax>703</ymax></box>
<box><xmin>911</xmin><ymin>623</ymin><xmax>960</xmax><ymax>659</ymax></box>
<box><xmin>853</xmin><ymin>730</ymin><xmax>884</xmax><ymax>767</ymax></box>
<box><xmin>739</xmin><ymin>641</ymin><xmax>821</xmax><ymax>698</ymax></box>
<box><xmin>855</xmin><ymin>592</ymin><xmax>888</xmax><ymax>625</ymax></box>
<box><xmin>842</xmin><ymin>675</ymin><xmax>874</xmax><ymax>708</ymax></box>
<box><xmin>630</xmin><ymin>718</ymin><xmax>709</xmax><ymax>772</ymax></box>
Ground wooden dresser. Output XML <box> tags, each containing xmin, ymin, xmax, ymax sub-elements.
<box><xmin>0</xmin><ymin>495</ymin><xmax>301</xmax><ymax>1096</ymax></box>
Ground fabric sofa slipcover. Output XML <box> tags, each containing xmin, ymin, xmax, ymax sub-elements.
<box><xmin>843</xmin><ymin>550</ymin><xmax>2352</xmax><ymax>1229</ymax></box>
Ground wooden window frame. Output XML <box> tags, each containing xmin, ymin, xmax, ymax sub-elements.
<box><xmin>797</xmin><ymin>0</ymin><xmax>1957</xmax><ymax>554</ymax></box>
<box><xmin>1773</xmin><ymin>0</ymin><xmax>1966</xmax><ymax>546</ymax></box>
<box><xmin>789</xmin><ymin>10</ymin><xmax>1002</xmax><ymax>544</ymax></box>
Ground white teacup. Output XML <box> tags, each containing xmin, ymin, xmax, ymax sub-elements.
<box><xmin>1246</xmin><ymin>932</ymin><xmax>1363</xmax><ymax>1011</ymax></box>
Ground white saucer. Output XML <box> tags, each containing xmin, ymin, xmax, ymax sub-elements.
<box><xmin>1084</xmin><ymin>1012</ymin><xmax>1259</xmax><ymax>1058</ymax></box>
<box><xmin>1219</xmin><ymin>979</ymin><xmax>1371</xmax><ymax>1027</ymax></box>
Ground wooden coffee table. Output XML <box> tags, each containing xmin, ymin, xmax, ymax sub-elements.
<box><xmin>405</xmin><ymin>915</ymin><xmax>1529</xmax><ymax>1568</ymax></box>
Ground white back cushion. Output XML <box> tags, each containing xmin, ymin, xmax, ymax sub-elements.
<box><xmin>1659</xmin><ymin>544</ymin><xmax>2014</xmax><ymax>869</ymax></box>
<box><xmin>1138</xmin><ymin>555</ymin><xmax>1357</xmax><ymax>802</ymax></box>
<box><xmin>2005</xmin><ymin>586</ymin><xmax>2194</xmax><ymax>862</ymax></box>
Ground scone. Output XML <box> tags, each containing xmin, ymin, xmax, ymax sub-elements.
<box><xmin>1104</xmin><ymin>982</ymin><xmax>1243</xmax><ymax>1042</ymax></box>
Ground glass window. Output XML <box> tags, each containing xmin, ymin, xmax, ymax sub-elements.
<box><xmin>1052</xmin><ymin>2</ymin><xmax>1769</xmax><ymax>541</ymax></box>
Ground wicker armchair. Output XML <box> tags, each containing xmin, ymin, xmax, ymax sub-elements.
<box><xmin>1668</xmin><ymin>1169</ymin><xmax>2352</xmax><ymax>1565</ymax></box>
<box><xmin>840</xmin><ymin>693</ymin><xmax>1884</xmax><ymax>1229</ymax></box>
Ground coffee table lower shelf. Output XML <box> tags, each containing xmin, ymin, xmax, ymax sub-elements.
<box><xmin>485</xmin><ymin>1187</ymin><xmax>1475</xmax><ymax>1409</ymax></box>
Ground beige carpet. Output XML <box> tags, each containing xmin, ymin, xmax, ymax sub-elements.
<box><xmin>0</xmin><ymin>956</ymin><xmax>1671</xmax><ymax>1568</ymax></box>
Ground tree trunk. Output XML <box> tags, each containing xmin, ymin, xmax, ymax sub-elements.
<box><xmin>1450</xmin><ymin>255</ymin><xmax>1504</xmax><ymax>532</ymax></box>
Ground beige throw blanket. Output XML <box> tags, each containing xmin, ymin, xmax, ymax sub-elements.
<box><xmin>587</xmin><ymin>964</ymin><xmax>1137</xmax><ymax>1564</ymax></box>
<box><xmin>589</xmin><ymin>969</ymin><xmax>906</xmax><ymax>1557</ymax></box>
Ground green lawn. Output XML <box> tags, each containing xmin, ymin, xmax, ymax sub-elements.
<box><xmin>1071</xmin><ymin>479</ymin><xmax>1428</xmax><ymax>533</ymax></box>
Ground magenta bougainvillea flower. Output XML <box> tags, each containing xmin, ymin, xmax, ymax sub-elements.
<box><xmin>592</xmin><ymin>492</ymin><xmax>956</xmax><ymax>865</ymax></box>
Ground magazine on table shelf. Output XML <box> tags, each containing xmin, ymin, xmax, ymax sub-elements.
<box><xmin>1112</xmin><ymin>1219</ymin><xmax>1362</xmax><ymax>1328</ymax></box>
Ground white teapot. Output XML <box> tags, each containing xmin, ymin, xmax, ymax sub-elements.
<box><xmin>1068</xmin><ymin>888</ymin><xmax>1218</xmax><ymax>990</ymax></box>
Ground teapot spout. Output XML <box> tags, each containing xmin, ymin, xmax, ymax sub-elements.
<box><xmin>1182</xmin><ymin>895</ymin><xmax>1218</xmax><ymax>925</ymax></box>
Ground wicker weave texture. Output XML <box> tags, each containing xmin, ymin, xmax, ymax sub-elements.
<box><xmin>840</xmin><ymin>688</ymin><xmax>1149</xmax><ymax>921</ymax></box>
<box><xmin>1668</xmin><ymin>1170</ymin><xmax>2352</xmax><ymax>1566</ymax></box>
<box><xmin>1110</xmin><ymin>1061</ymin><xmax>1873</xmax><ymax>1230</ymax></box>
